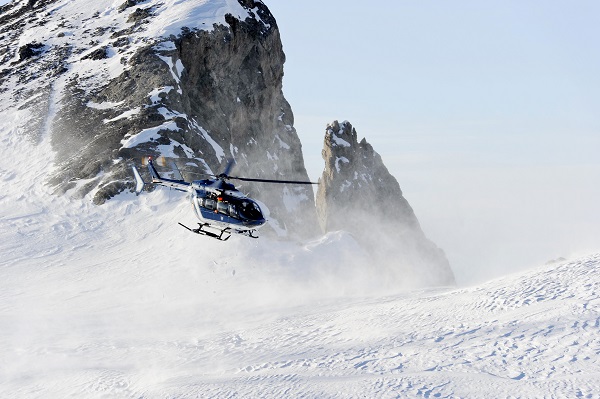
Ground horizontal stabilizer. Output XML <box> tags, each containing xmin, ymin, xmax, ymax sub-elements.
<box><xmin>168</xmin><ymin>160</ymin><xmax>184</xmax><ymax>181</ymax></box>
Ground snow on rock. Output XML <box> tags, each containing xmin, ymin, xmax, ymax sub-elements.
<box><xmin>190</xmin><ymin>120</ymin><xmax>226</xmax><ymax>163</ymax></box>
<box><xmin>148</xmin><ymin>86</ymin><xmax>176</xmax><ymax>105</ymax></box>
<box><xmin>141</xmin><ymin>0</ymin><xmax>254</xmax><ymax>38</ymax></box>
<box><xmin>335</xmin><ymin>155</ymin><xmax>349</xmax><ymax>172</ymax></box>
<box><xmin>0</xmin><ymin>0</ymin><xmax>318</xmax><ymax>238</ymax></box>
<box><xmin>328</xmin><ymin>121</ymin><xmax>352</xmax><ymax>147</ymax></box>
<box><xmin>103</xmin><ymin>107</ymin><xmax>141</xmax><ymax>123</ymax></box>
<box><xmin>121</xmin><ymin>121</ymin><xmax>180</xmax><ymax>148</ymax></box>
<box><xmin>87</xmin><ymin>100</ymin><xmax>125</xmax><ymax>110</ymax></box>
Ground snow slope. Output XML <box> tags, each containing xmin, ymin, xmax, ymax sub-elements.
<box><xmin>2</xmin><ymin>0</ymin><xmax>318</xmax><ymax>235</ymax></box>
<box><xmin>1</xmin><ymin>136</ymin><xmax>600</xmax><ymax>397</ymax></box>
<box><xmin>3</xmin><ymin>0</ymin><xmax>255</xmax><ymax>95</ymax></box>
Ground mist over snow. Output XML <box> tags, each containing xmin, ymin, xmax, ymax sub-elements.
<box><xmin>1</xmin><ymin>106</ymin><xmax>600</xmax><ymax>397</ymax></box>
<box><xmin>2</xmin><ymin>0</ymin><xmax>600</xmax><ymax>397</ymax></box>
<box><xmin>269</xmin><ymin>1</ymin><xmax>600</xmax><ymax>285</ymax></box>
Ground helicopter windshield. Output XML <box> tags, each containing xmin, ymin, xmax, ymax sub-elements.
<box><xmin>238</xmin><ymin>200</ymin><xmax>263</xmax><ymax>221</ymax></box>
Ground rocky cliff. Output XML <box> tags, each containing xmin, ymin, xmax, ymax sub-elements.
<box><xmin>316</xmin><ymin>121</ymin><xmax>455</xmax><ymax>286</ymax></box>
<box><xmin>0</xmin><ymin>0</ymin><xmax>318</xmax><ymax>238</ymax></box>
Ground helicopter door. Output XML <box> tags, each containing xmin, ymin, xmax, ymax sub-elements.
<box><xmin>216</xmin><ymin>201</ymin><xmax>228</xmax><ymax>214</ymax></box>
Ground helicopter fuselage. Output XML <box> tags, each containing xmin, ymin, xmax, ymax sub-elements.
<box><xmin>133</xmin><ymin>156</ymin><xmax>317</xmax><ymax>240</ymax></box>
<box><xmin>188</xmin><ymin>180</ymin><xmax>266</xmax><ymax>232</ymax></box>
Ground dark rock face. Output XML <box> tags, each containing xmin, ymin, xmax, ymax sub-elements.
<box><xmin>316</xmin><ymin>121</ymin><xmax>455</xmax><ymax>286</ymax></box>
<box><xmin>163</xmin><ymin>15</ymin><xmax>316</xmax><ymax>237</ymax></box>
<box><xmin>118</xmin><ymin>0</ymin><xmax>146</xmax><ymax>13</ymax></box>
<box><xmin>127</xmin><ymin>7</ymin><xmax>152</xmax><ymax>24</ymax></box>
<box><xmin>18</xmin><ymin>42</ymin><xmax>45</xmax><ymax>61</ymax></box>
<box><xmin>81</xmin><ymin>47</ymin><xmax>108</xmax><ymax>61</ymax></box>
<box><xmin>0</xmin><ymin>0</ymin><xmax>318</xmax><ymax>238</ymax></box>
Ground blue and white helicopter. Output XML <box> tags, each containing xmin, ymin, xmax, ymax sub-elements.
<box><xmin>132</xmin><ymin>157</ymin><xmax>318</xmax><ymax>241</ymax></box>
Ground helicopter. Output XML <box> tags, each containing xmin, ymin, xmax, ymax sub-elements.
<box><xmin>132</xmin><ymin>156</ymin><xmax>318</xmax><ymax>241</ymax></box>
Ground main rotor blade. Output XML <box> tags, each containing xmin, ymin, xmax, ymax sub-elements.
<box><xmin>209</xmin><ymin>179</ymin><xmax>226</xmax><ymax>190</ymax></box>
<box><xmin>221</xmin><ymin>159</ymin><xmax>236</xmax><ymax>177</ymax></box>
<box><xmin>228</xmin><ymin>176</ymin><xmax>319</xmax><ymax>185</ymax></box>
<box><xmin>185</xmin><ymin>171</ymin><xmax>216</xmax><ymax>179</ymax></box>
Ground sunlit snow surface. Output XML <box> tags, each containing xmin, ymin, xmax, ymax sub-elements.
<box><xmin>0</xmin><ymin>2</ymin><xmax>598</xmax><ymax>395</ymax></box>
<box><xmin>1</xmin><ymin>132</ymin><xmax>600</xmax><ymax>398</ymax></box>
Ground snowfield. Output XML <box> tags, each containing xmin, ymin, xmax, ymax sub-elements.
<box><xmin>2</xmin><ymin>0</ymin><xmax>598</xmax><ymax>396</ymax></box>
<box><xmin>1</xmin><ymin>139</ymin><xmax>599</xmax><ymax>398</ymax></box>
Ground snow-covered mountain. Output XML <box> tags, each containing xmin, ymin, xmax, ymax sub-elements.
<box><xmin>2</xmin><ymin>2</ymin><xmax>599</xmax><ymax>397</ymax></box>
<box><xmin>0</xmin><ymin>0</ymin><xmax>317</xmax><ymax>237</ymax></box>
<box><xmin>1</xmin><ymin>0</ymin><xmax>456</xmax><ymax>283</ymax></box>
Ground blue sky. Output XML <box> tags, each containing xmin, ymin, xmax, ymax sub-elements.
<box><xmin>267</xmin><ymin>1</ymin><xmax>600</xmax><ymax>283</ymax></box>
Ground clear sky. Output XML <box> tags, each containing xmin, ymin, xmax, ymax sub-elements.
<box><xmin>267</xmin><ymin>0</ymin><xmax>600</xmax><ymax>284</ymax></box>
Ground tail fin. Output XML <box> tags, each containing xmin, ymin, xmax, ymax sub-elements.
<box><xmin>140</xmin><ymin>156</ymin><xmax>191</xmax><ymax>192</ymax></box>
<box><xmin>168</xmin><ymin>159</ymin><xmax>184</xmax><ymax>181</ymax></box>
<box><xmin>131</xmin><ymin>165</ymin><xmax>146</xmax><ymax>194</ymax></box>
<box><xmin>146</xmin><ymin>157</ymin><xmax>161</xmax><ymax>182</ymax></box>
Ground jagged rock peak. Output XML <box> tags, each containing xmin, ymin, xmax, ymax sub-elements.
<box><xmin>316</xmin><ymin>120</ymin><xmax>455</xmax><ymax>286</ymax></box>
<box><xmin>317</xmin><ymin>120</ymin><xmax>418</xmax><ymax>232</ymax></box>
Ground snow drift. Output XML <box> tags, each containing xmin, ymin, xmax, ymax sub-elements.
<box><xmin>1</xmin><ymin>133</ymin><xmax>599</xmax><ymax>397</ymax></box>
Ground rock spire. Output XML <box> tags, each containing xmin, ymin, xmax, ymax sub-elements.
<box><xmin>316</xmin><ymin>121</ymin><xmax>455</xmax><ymax>286</ymax></box>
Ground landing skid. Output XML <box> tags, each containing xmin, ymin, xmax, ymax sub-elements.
<box><xmin>178</xmin><ymin>223</ymin><xmax>231</xmax><ymax>241</ymax></box>
<box><xmin>234</xmin><ymin>229</ymin><xmax>259</xmax><ymax>239</ymax></box>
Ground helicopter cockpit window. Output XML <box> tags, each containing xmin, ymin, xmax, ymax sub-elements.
<box><xmin>228</xmin><ymin>204</ymin><xmax>238</xmax><ymax>218</ymax></box>
<box><xmin>239</xmin><ymin>200</ymin><xmax>263</xmax><ymax>221</ymax></box>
